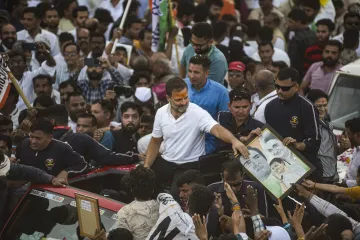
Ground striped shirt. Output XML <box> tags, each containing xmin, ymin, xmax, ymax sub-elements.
<box><xmin>304</xmin><ymin>44</ymin><xmax>323</xmax><ymax>72</ymax></box>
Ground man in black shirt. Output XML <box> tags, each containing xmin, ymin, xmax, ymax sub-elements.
<box><xmin>112</xmin><ymin>102</ymin><xmax>142</xmax><ymax>154</ymax></box>
<box><xmin>264</xmin><ymin>67</ymin><xmax>322</xmax><ymax>179</ymax></box>
<box><xmin>16</xmin><ymin>120</ymin><xmax>88</xmax><ymax>181</ymax></box>
<box><xmin>217</xmin><ymin>87</ymin><xmax>264</xmax><ymax>151</ymax></box>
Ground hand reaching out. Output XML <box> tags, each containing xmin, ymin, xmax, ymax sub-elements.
<box><xmin>287</xmin><ymin>203</ymin><xmax>305</xmax><ymax>238</ymax></box>
<box><xmin>192</xmin><ymin>214</ymin><xmax>208</xmax><ymax>240</ymax></box>
<box><xmin>302</xmin><ymin>179</ymin><xmax>316</xmax><ymax>189</ymax></box>
<box><xmin>305</xmin><ymin>224</ymin><xmax>328</xmax><ymax>240</ymax></box>
<box><xmin>232</xmin><ymin>210</ymin><xmax>246</xmax><ymax>234</ymax></box>
<box><xmin>214</xmin><ymin>193</ymin><xmax>224</xmax><ymax>216</ymax></box>
<box><xmin>273</xmin><ymin>198</ymin><xmax>288</xmax><ymax>224</ymax></box>
<box><xmin>254</xmin><ymin>230</ymin><xmax>272</xmax><ymax>240</ymax></box>
<box><xmin>244</xmin><ymin>185</ymin><xmax>259</xmax><ymax>215</ymax></box>
<box><xmin>224</xmin><ymin>182</ymin><xmax>238</xmax><ymax>205</ymax></box>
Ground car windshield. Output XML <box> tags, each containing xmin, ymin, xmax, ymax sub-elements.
<box><xmin>3</xmin><ymin>188</ymin><xmax>119</xmax><ymax>240</ymax></box>
<box><xmin>328</xmin><ymin>73</ymin><xmax>360</xmax><ymax>131</ymax></box>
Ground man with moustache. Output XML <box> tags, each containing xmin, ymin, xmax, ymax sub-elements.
<box><xmin>0</xmin><ymin>24</ymin><xmax>17</xmax><ymax>52</ymax></box>
<box><xmin>77</xmin><ymin>57</ymin><xmax>123</xmax><ymax>103</ymax></box>
<box><xmin>76</xmin><ymin>28</ymin><xmax>90</xmax><ymax>56</ymax></box>
<box><xmin>112</xmin><ymin>102</ymin><xmax>142</xmax><ymax>154</ymax></box>
<box><xmin>144</xmin><ymin>77</ymin><xmax>249</xmax><ymax>190</ymax></box>
<box><xmin>180</xmin><ymin>22</ymin><xmax>227</xmax><ymax>84</ymax></box>
<box><xmin>66</xmin><ymin>92</ymin><xmax>87</xmax><ymax>132</ymax></box>
<box><xmin>300</xmin><ymin>40</ymin><xmax>342</xmax><ymax>95</ymax></box>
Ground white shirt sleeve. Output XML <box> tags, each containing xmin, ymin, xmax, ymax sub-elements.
<box><xmin>198</xmin><ymin>108</ymin><xmax>218</xmax><ymax>133</ymax></box>
<box><xmin>152</xmin><ymin>109</ymin><xmax>164</xmax><ymax>138</ymax></box>
<box><xmin>274</xmin><ymin>38</ymin><xmax>285</xmax><ymax>51</ymax></box>
<box><xmin>254</xmin><ymin>105</ymin><xmax>266</xmax><ymax>124</ymax></box>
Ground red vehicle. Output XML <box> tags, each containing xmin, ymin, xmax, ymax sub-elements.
<box><xmin>0</xmin><ymin>165</ymin><xmax>136</xmax><ymax>240</ymax></box>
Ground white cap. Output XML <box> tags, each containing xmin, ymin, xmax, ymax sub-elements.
<box><xmin>267</xmin><ymin>226</ymin><xmax>291</xmax><ymax>240</ymax></box>
<box><xmin>34</xmin><ymin>34</ymin><xmax>51</xmax><ymax>49</ymax></box>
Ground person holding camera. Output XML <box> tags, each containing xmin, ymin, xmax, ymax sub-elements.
<box><xmin>77</xmin><ymin>57</ymin><xmax>124</xmax><ymax>103</ymax></box>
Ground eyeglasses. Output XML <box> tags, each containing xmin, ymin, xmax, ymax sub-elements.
<box><xmin>63</xmin><ymin>52</ymin><xmax>78</xmax><ymax>57</ymax></box>
<box><xmin>274</xmin><ymin>83</ymin><xmax>295</xmax><ymax>91</ymax></box>
<box><xmin>228</xmin><ymin>181</ymin><xmax>243</xmax><ymax>187</ymax></box>
<box><xmin>228</xmin><ymin>72</ymin><xmax>243</xmax><ymax>77</ymax></box>
<box><xmin>190</xmin><ymin>39</ymin><xmax>209</xmax><ymax>48</ymax></box>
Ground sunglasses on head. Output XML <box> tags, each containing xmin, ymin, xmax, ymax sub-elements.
<box><xmin>274</xmin><ymin>83</ymin><xmax>296</xmax><ymax>91</ymax></box>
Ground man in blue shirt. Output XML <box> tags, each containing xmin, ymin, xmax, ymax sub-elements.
<box><xmin>180</xmin><ymin>22</ymin><xmax>228</xmax><ymax>84</ymax></box>
<box><xmin>184</xmin><ymin>55</ymin><xmax>229</xmax><ymax>153</ymax></box>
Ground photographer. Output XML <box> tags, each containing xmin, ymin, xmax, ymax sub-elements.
<box><xmin>77</xmin><ymin>57</ymin><xmax>124</xmax><ymax>103</ymax></box>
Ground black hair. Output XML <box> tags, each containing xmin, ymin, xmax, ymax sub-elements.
<box><xmin>63</xmin><ymin>42</ymin><xmax>80</xmax><ymax>54</ymax></box>
<box><xmin>0</xmin><ymin>134</ymin><xmax>11</xmax><ymax>153</ymax></box>
<box><xmin>33</xmin><ymin>95</ymin><xmax>56</xmax><ymax>108</ymax></box>
<box><xmin>57</xmin><ymin>0</ymin><xmax>77</xmax><ymax>18</ymax></box>
<box><xmin>129</xmin><ymin>71</ymin><xmax>152</xmax><ymax>87</ymax></box>
<box><xmin>307</xmin><ymin>89</ymin><xmax>328</xmax><ymax>103</ymax></box>
<box><xmin>176</xmin><ymin>170</ymin><xmax>205</xmax><ymax>188</ymax></box>
<box><xmin>32</xmin><ymin>74</ymin><xmax>52</xmax><ymax>86</ymax></box>
<box><xmin>301</xmin><ymin>0</ymin><xmax>321</xmax><ymax>11</ymax></box>
<box><xmin>216</xmin><ymin>44</ymin><xmax>229</xmax><ymax>61</ymax></box>
<box><xmin>72</xmin><ymin>5</ymin><xmax>88</xmax><ymax>18</ymax></box>
<box><xmin>140</xmin><ymin>114</ymin><xmax>154</xmax><ymax>124</ymax></box>
<box><xmin>66</xmin><ymin>91</ymin><xmax>84</xmax><ymax>103</ymax></box>
<box><xmin>325</xmin><ymin>39</ymin><xmax>343</xmax><ymax>52</ymax></box>
<box><xmin>188</xmin><ymin>184</ymin><xmax>215</xmax><ymax>217</ymax></box>
<box><xmin>191</xmin><ymin>22</ymin><xmax>213</xmax><ymax>39</ymax></box>
<box><xmin>166</xmin><ymin>77</ymin><xmax>188</xmax><ymax>97</ymax></box>
<box><xmin>59</xmin><ymin>32</ymin><xmax>75</xmax><ymax>46</ymax></box>
<box><xmin>189</xmin><ymin>55</ymin><xmax>211</xmax><ymax>70</ymax></box>
<box><xmin>59</xmin><ymin>80</ymin><xmax>77</xmax><ymax>91</ymax></box>
<box><xmin>120</xmin><ymin>101</ymin><xmax>143</xmax><ymax>116</ymax></box>
<box><xmin>222</xmin><ymin>14</ymin><xmax>237</xmax><ymax>22</ymax></box>
<box><xmin>37</xmin><ymin>105</ymin><xmax>69</xmax><ymax>125</ymax></box>
<box><xmin>139</xmin><ymin>28</ymin><xmax>152</xmax><ymax>41</ymax></box>
<box><xmin>94</xmin><ymin>8</ymin><xmax>113</xmax><ymax>23</ymax></box>
<box><xmin>129</xmin><ymin>165</ymin><xmax>156</xmax><ymax>200</ymax></box>
<box><xmin>177</xmin><ymin>0</ymin><xmax>196</xmax><ymax>18</ymax></box>
<box><xmin>30</xmin><ymin>119</ymin><xmax>54</xmax><ymax>134</ymax></box>
<box><xmin>221</xmin><ymin>161</ymin><xmax>244</xmax><ymax>181</ymax></box>
<box><xmin>44</xmin><ymin>6</ymin><xmax>58</xmax><ymax>17</ymax></box>
<box><xmin>108</xmin><ymin>228</ymin><xmax>133</xmax><ymax>240</ymax></box>
<box><xmin>0</xmin><ymin>115</ymin><xmax>12</xmax><ymax>127</ymax></box>
<box><xmin>140</xmin><ymin>102</ymin><xmax>156</xmax><ymax>116</ymax></box>
<box><xmin>345</xmin><ymin>118</ymin><xmax>360</xmax><ymax>134</ymax></box>
<box><xmin>115</xmin><ymin>46</ymin><xmax>128</xmax><ymax>57</ymax></box>
<box><xmin>258</xmin><ymin>26</ymin><xmax>273</xmax><ymax>42</ymax></box>
<box><xmin>208</xmin><ymin>0</ymin><xmax>224</xmax><ymax>7</ymax></box>
<box><xmin>244</xmin><ymin>20</ymin><xmax>261</xmax><ymax>38</ymax></box>
<box><xmin>212</xmin><ymin>20</ymin><xmax>228</xmax><ymax>40</ymax></box>
<box><xmin>122</xmin><ymin>0</ymin><xmax>141</xmax><ymax>16</ymax></box>
<box><xmin>344</xmin><ymin>11</ymin><xmax>360</xmax><ymax>22</ymax></box>
<box><xmin>22</xmin><ymin>7</ymin><xmax>41</xmax><ymax>19</ymax></box>
<box><xmin>333</xmin><ymin>0</ymin><xmax>344</xmax><ymax>8</ymax></box>
<box><xmin>277</xmin><ymin>67</ymin><xmax>301</xmax><ymax>84</ymax></box>
<box><xmin>90</xmin><ymin>32</ymin><xmax>106</xmax><ymax>43</ymax></box>
<box><xmin>229</xmin><ymin>86</ymin><xmax>251</xmax><ymax>103</ymax></box>
<box><xmin>326</xmin><ymin>214</ymin><xmax>353</xmax><ymax>239</ymax></box>
<box><xmin>124</xmin><ymin>15</ymin><xmax>142</xmax><ymax>30</ymax></box>
<box><xmin>194</xmin><ymin>4</ymin><xmax>210</xmax><ymax>23</ymax></box>
<box><xmin>92</xmin><ymin>99</ymin><xmax>115</xmax><ymax>118</ymax></box>
<box><xmin>271</xmin><ymin>61</ymin><xmax>288</xmax><ymax>70</ymax></box>
<box><xmin>228</xmin><ymin>40</ymin><xmax>248</xmax><ymax>62</ymax></box>
<box><xmin>343</xmin><ymin>30</ymin><xmax>359</xmax><ymax>49</ymax></box>
<box><xmin>258</xmin><ymin>41</ymin><xmax>274</xmax><ymax>50</ymax></box>
<box><xmin>316</xmin><ymin>18</ymin><xmax>335</xmax><ymax>32</ymax></box>
<box><xmin>77</xmin><ymin>112</ymin><xmax>97</xmax><ymax>126</ymax></box>
<box><xmin>269</xmin><ymin>157</ymin><xmax>286</xmax><ymax>166</ymax></box>
<box><xmin>8</xmin><ymin>50</ymin><xmax>26</xmax><ymax>63</ymax></box>
<box><xmin>288</xmin><ymin>8</ymin><xmax>307</xmax><ymax>24</ymax></box>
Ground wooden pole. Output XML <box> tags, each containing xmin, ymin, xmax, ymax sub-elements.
<box><xmin>167</xmin><ymin>0</ymin><xmax>180</xmax><ymax>73</ymax></box>
<box><xmin>8</xmin><ymin>72</ymin><xmax>31</xmax><ymax>108</ymax></box>
<box><xmin>111</xmin><ymin>0</ymin><xmax>133</xmax><ymax>54</ymax></box>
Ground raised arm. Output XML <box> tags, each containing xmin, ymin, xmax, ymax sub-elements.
<box><xmin>302</xmin><ymin>179</ymin><xmax>347</xmax><ymax>194</ymax></box>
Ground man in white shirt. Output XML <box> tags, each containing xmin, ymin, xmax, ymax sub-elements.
<box><xmin>17</xmin><ymin>7</ymin><xmax>60</xmax><ymax>56</ymax></box>
<box><xmin>99</xmin><ymin>0</ymin><xmax>125</xmax><ymax>21</ymax></box>
<box><xmin>144</xmin><ymin>77</ymin><xmax>249</xmax><ymax>189</ymax></box>
<box><xmin>251</xmin><ymin>42</ymin><xmax>291</xmax><ymax>67</ymax></box>
<box><xmin>69</xmin><ymin>6</ymin><xmax>89</xmax><ymax>41</ymax></box>
<box><xmin>253</xmin><ymin>70</ymin><xmax>277</xmax><ymax>124</ymax></box>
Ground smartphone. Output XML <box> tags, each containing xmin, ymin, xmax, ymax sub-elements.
<box><xmin>84</xmin><ymin>58</ymin><xmax>100</xmax><ymax>67</ymax></box>
<box><xmin>22</xmin><ymin>42</ymin><xmax>36</xmax><ymax>51</ymax></box>
<box><xmin>114</xmin><ymin>85</ymin><xmax>134</xmax><ymax>97</ymax></box>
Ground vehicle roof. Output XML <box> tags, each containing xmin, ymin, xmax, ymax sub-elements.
<box><xmin>339</xmin><ymin>59</ymin><xmax>360</xmax><ymax>75</ymax></box>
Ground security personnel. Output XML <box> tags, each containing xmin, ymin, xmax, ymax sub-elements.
<box><xmin>16</xmin><ymin>120</ymin><xmax>88</xmax><ymax>180</ymax></box>
<box><xmin>36</xmin><ymin>105</ymin><xmax>143</xmax><ymax>165</ymax></box>
<box><xmin>264</xmin><ymin>67</ymin><xmax>322</xmax><ymax>179</ymax></box>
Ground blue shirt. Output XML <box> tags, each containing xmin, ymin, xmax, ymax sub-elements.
<box><xmin>185</xmin><ymin>78</ymin><xmax>229</xmax><ymax>153</ymax></box>
<box><xmin>99</xmin><ymin>131</ymin><xmax>115</xmax><ymax>150</ymax></box>
<box><xmin>181</xmin><ymin>45</ymin><xmax>228</xmax><ymax>84</ymax></box>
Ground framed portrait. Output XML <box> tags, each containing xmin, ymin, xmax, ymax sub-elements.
<box><xmin>75</xmin><ymin>193</ymin><xmax>101</xmax><ymax>238</ymax></box>
<box><xmin>238</xmin><ymin>125</ymin><xmax>315</xmax><ymax>200</ymax></box>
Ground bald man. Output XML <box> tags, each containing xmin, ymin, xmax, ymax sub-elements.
<box><xmin>253</xmin><ymin>70</ymin><xmax>277</xmax><ymax>124</ymax></box>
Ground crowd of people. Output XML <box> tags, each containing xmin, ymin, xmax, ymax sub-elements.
<box><xmin>0</xmin><ymin>0</ymin><xmax>360</xmax><ymax>239</ymax></box>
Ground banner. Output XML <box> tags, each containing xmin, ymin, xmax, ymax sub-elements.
<box><xmin>152</xmin><ymin>0</ymin><xmax>170</xmax><ymax>52</ymax></box>
<box><xmin>0</xmin><ymin>55</ymin><xmax>11</xmax><ymax>109</ymax></box>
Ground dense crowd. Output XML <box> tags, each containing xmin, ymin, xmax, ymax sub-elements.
<box><xmin>0</xmin><ymin>0</ymin><xmax>360</xmax><ymax>239</ymax></box>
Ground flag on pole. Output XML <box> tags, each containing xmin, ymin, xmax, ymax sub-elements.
<box><xmin>152</xmin><ymin>0</ymin><xmax>171</xmax><ymax>52</ymax></box>
<box><xmin>0</xmin><ymin>55</ymin><xmax>11</xmax><ymax>109</ymax></box>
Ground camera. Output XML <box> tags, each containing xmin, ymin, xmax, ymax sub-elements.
<box><xmin>114</xmin><ymin>85</ymin><xmax>134</xmax><ymax>97</ymax></box>
<box><xmin>84</xmin><ymin>58</ymin><xmax>101</xmax><ymax>67</ymax></box>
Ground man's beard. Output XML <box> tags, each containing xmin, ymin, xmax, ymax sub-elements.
<box><xmin>323</xmin><ymin>57</ymin><xmax>338</xmax><ymax>67</ymax></box>
<box><xmin>171</xmin><ymin>102</ymin><xmax>188</xmax><ymax>113</ymax></box>
<box><xmin>194</xmin><ymin>46</ymin><xmax>210</xmax><ymax>55</ymax></box>
<box><xmin>2</xmin><ymin>37</ymin><xmax>16</xmax><ymax>49</ymax></box>
<box><xmin>123</xmin><ymin>123</ymin><xmax>138</xmax><ymax>133</ymax></box>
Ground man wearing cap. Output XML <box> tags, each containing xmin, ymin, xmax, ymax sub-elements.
<box><xmin>227</xmin><ymin>61</ymin><xmax>246</xmax><ymax>91</ymax></box>
<box><xmin>185</xmin><ymin>55</ymin><xmax>229</xmax><ymax>154</ymax></box>
<box><xmin>17</xmin><ymin>7</ymin><xmax>60</xmax><ymax>56</ymax></box>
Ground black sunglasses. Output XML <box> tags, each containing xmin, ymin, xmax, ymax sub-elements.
<box><xmin>274</xmin><ymin>83</ymin><xmax>296</xmax><ymax>91</ymax></box>
<box><xmin>190</xmin><ymin>39</ymin><xmax>210</xmax><ymax>48</ymax></box>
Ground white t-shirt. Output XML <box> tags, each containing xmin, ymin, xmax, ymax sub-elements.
<box><xmin>152</xmin><ymin>103</ymin><xmax>218</xmax><ymax>164</ymax></box>
<box><xmin>251</xmin><ymin>48</ymin><xmax>291</xmax><ymax>67</ymax></box>
<box><xmin>253</xmin><ymin>90</ymin><xmax>278</xmax><ymax>124</ymax></box>
<box><xmin>146</xmin><ymin>193</ymin><xmax>199</xmax><ymax>240</ymax></box>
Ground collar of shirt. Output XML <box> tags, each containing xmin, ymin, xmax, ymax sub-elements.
<box><xmin>23</xmin><ymin>28</ymin><xmax>43</xmax><ymax>41</ymax></box>
<box><xmin>257</xmin><ymin>90</ymin><xmax>277</xmax><ymax>106</ymax></box>
<box><xmin>190</xmin><ymin>78</ymin><xmax>210</xmax><ymax>92</ymax></box>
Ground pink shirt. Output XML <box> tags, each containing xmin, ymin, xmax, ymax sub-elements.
<box><xmin>303</xmin><ymin>61</ymin><xmax>341</xmax><ymax>93</ymax></box>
